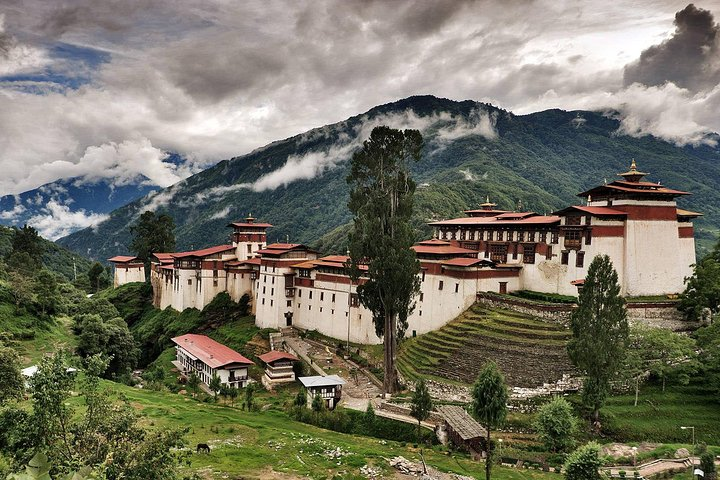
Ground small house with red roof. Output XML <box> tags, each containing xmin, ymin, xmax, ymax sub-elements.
<box><xmin>258</xmin><ymin>350</ymin><xmax>299</xmax><ymax>389</ymax></box>
<box><xmin>171</xmin><ymin>334</ymin><xmax>254</xmax><ymax>389</ymax></box>
<box><xmin>108</xmin><ymin>256</ymin><xmax>145</xmax><ymax>286</ymax></box>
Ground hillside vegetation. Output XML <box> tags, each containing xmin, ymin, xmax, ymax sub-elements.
<box><xmin>57</xmin><ymin>95</ymin><xmax>720</xmax><ymax>260</ymax></box>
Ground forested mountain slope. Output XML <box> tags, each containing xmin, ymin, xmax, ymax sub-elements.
<box><xmin>57</xmin><ymin>95</ymin><xmax>720</xmax><ymax>260</ymax></box>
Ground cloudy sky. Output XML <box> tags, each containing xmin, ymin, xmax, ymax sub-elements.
<box><xmin>1</xmin><ymin>0</ymin><xmax>720</xmax><ymax>199</ymax></box>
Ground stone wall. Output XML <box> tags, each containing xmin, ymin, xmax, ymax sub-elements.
<box><xmin>476</xmin><ymin>293</ymin><xmax>698</xmax><ymax>332</ymax></box>
<box><xmin>378</xmin><ymin>402</ymin><xmax>445</xmax><ymax>425</ymax></box>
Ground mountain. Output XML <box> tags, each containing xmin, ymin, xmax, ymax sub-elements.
<box><xmin>57</xmin><ymin>95</ymin><xmax>720</xmax><ymax>261</ymax></box>
<box><xmin>0</xmin><ymin>153</ymin><xmax>193</xmax><ymax>240</ymax></box>
<box><xmin>0</xmin><ymin>225</ymin><xmax>92</xmax><ymax>281</ymax></box>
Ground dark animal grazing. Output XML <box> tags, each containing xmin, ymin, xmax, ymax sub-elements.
<box><xmin>196</xmin><ymin>443</ymin><xmax>210</xmax><ymax>453</ymax></box>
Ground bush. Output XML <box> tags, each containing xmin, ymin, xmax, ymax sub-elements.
<box><xmin>511</xmin><ymin>290</ymin><xmax>577</xmax><ymax>304</ymax></box>
<box><xmin>533</xmin><ymin>396</ymin><xmax>578</xmax><ymax>453</ymax></box>
<box><xmin>564</xmin><ymin>442</ymin><xmax>603</xmax><ymax>480</ymax></box>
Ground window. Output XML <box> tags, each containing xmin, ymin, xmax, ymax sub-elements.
<box><xmin>247</xmin><ymin>245</ymin><xmax>252</xmax><ymax>253</ymax></box>
<box><xmin>188</xmin><ymin>279</ymin><xmax>192</xmax><ymax>285</ymax></box>
<box><xmin>331</xmin><ymin>309</ymin><xmax>334</xmax><ymax>314</ymax></box>
<box><xmin>298</xmin><ymin>289</ymin><xmax>302</xmax><ymax>298</ymax></box>
<box><xmin>350</xmin><ymin>293</ymin><xmax>360</xmax><ymax>307</ymax></box>
<box><xmin>523</xmin><ymin>244</ymin><xmax>536</xmax><ymax>264</ymax></box>
<box><xmin>566</xmin><ymin>216</ymin><xmax>581</xmax><ymax>226</ymax></box>
<box><xmin>332</xmin><ymin>293</ymin><xmax>336</xmax><ymax>302</ymax></box>
<box><xmin>479</xmin><ymin>230</ymin><xmax>485</xmax><ymax>241</ymax></box>
<box><xmin>263</xmin><ymin>275</ymin><xmax>266</xmax><ymax>282</ymax></box>
<box><xmin>455</xmin><ymin>283</ymin><xmax>459</xmax><ymax>293</ymax></box>
<box><xmin>576</xmin><ymin>251</ymin><xmax>585</xmax><ymax>268</ymax></box>
<box><xmin>540</xmin><ymin>232</ymin><xmax>547</xmax><ymax>243</ymax></box>
<box><xmin>213</xmin><ymin>280</ymin><xmax>218</xmax><ymax>287</ymax></box>
<box><xmin>262</xmin><ymin>298</ymin><xmax>265</xmax><ymax>305</ymax></box>
<box><xmin>272</xmin><ymin>277</ymin><xmax>275</xmax><ymax>284</ymax></box>
<box><xmin>270</xmin><ymin>300</ymin><xmax>274</xmax><ymax>307</ymax></box>
<box><xmin>551</xmin><ymin>232</ymin><xmax>559</xmax><ymax>244</ymax></box>
<box><xmin>528</xmin><ymin>231</ymin><xmax>536</xmax><ymax>242</ymax></box>
<box><xmin>497</xmin><ymin>231</ymin><xmax>503</xmax><ymax>241</ymax></box>
<box><xmin>585</xmin><ymin>230</ymin><xmax>592</xmax><ymax>245</ymax></box>
<box><xmin>299</xmin><ymin>269</ymin><xmax>311</xmax><ymax>278</ymax></box>
<box><xmin>419</xmin><ymin>292</ymin><xmax>424</xmax><ymax>302</ymax></box>
<box><xmin>271</xmin><ymin>288</ymin><xmax>274</xmax><ymax>295</ymax></box>
<box><xmin>263</xmin><ymin>286</ymin><xmax>266</xmax><ymax>294</ymax></box>
<box><xmin>309</xmin><ymin>291</ymin><xmax>313</xmax><ymax>299</ymax></box>
<box><xmin>320</xmin><ymin>307</ymin><xmax>323</xmax><ymax>312</ymax></box>
<box><xmin>460</xmin><ymin>230</ymin><xmax>466</xmax><ymax>240</ymax></box>
<box><xmin>517</xmin><ymin>231</ymin><xmax>525</xmax><ymax>242</ymax></box>
<box><xmin>490</xmin><ymin>244</ymin><xmax>508</xmax><ymax>263</ymax></box>
<box><xmin>422</xmin><ymin>271</ymin><xmax>426</xmax><ymax>282</ymax></box>
<box><xmin>419</xmin><ymin>311</ymin><xmax>422</xmax><ymax>317</ymax></box>
<box><xmin>287</xmin><ymin>300</ymin><xmax>292</xmax><ymax>307</ymax></box>
<box><xmin>507</xmin><ymin>231</ymin><xmax>514</xmax><ymax>242</ymax></box>
<box><xmin>438</xmin><ymin>281</ymin><xmax>444</xmax><ymax>291</ymax></box>
<box><xmin>546</xmin><ymin>246</ymin><xmax>553</xmax><ymax>260</ymax></box>
<box><xmin>320</xmin><ymin>292</ymin><xmax>324</xmax><ymax>301</ymax></box>
<box><xmin>561</xmin><ymin>251</ymin><xmax>569</xmax><ymax>265</ymax></box>
<box><xmin>309</xmin><ymin>305</ymin><xmax>311</xmax><ymax>311</ymax></box>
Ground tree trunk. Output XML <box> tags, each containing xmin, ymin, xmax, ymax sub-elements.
<box><xmin>383</xmin><ymin>312</ymin><xmax>398</xmax><ymax>394</ymax></box>
<box><xmin>485</xmin><ymin>426</ymin><xmax>492</xmax><ymax>480</ymax></box>
<box><xmin>634</xmin><ymin>377</ymin><xmax>639</xmax><ymax>407</ymax></box>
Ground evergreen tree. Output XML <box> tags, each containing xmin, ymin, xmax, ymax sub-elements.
<box><xmin>228</xmin><ymin>385</ymin><xmax>239</xmax><ymax>407</ymax></box>
<box><xmin>87</xmin><ymin>262</ymin><xmax>109</xmax><ymax>293</ymax></box>
<box><xmin>129</xmin><ymin>211</ymin><xmax>176</xmax><ymax>277</ymax></box>
<box><xmin>533</xmin><ymin>396</ymin><xmax>578</xmax><ymax>453</ymax></box>
<box><xmin>244</xmin><ymin>383</ymin><xmax>256</xmax><ymax>411</ymax></box>
<box><xmin>209</xmin><ymin>373</ymin><xmax>222</xmax><ymax>400</ymax></box>
<box><xmin>678</xmin><ymin>256</ymin><xmax>720</xmax><ymax>321</ymax></box>
<box><xmin>9</xmin><ymin>224</ymin><xmax>44</xmax><ymax>270</ymax></box>
<box><xmin>294</xmin><ymin>388</ymin><xmax>308</xmax><ymax>407</ymax></box>
<box><xmin>187</xmin><ymin>372</ymin><xmax>200</xmax><ymax>398</ymax></box>
<box><xmin>410</xmin><ymin>378</ymin><xmax>433</xmax><ymax>447</ymax></box>
<box><xmin>470</xmin><ymin>361</ymin><xmax>508</xmax><ymax>480</ymax></box>
<box><xmin>346</xmin><ymin>126</ymin><xmax>424</xmax><ymax>394</ymax></box>
<box><xmin>363</xmin><ymin>401</ymin><xmax>376</xmax><ymax>435</ymax></box>
<box><xmin>0</xmin><ymin>344</ymin><xmax>24</xmax><ymax>404</ymax></box>
<box><xmin>33</xmin><ymin>268</ymin><xmax>61</xmax><ymax>317</ymax></box>
<box><xmin>701</xmin><ymin>452</ymin><xmax>717</xmax><ymax>480</ymax></box>
<box><xmin>563</xmin><ymin>442</ymin><xmax>603</xmax><ymax>480</ymax></box>
<box><xmin>567</xmin><ymin>254</ymin><xmax>628</xmax><ymax>424</ymax></box>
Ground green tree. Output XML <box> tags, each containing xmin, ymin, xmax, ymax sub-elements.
<box><xmin>238</xmin><ymin>293</ymin><xmax>251</xmax><ymax>316</ymax></box>
<box><xmin>9</xmin><ymin>225</ymin><xmax>44</xmax><ymax>270</ymax></box>
<box><xmin>363</xmin><ymin>401</ymin><xmax>376</xmax><ymax>435</ymax></box>
<box><xmin>73</xmin><ymin>297</ymin><xmax>120</xmax><ymax>322</ymax></box>
<box><xmin>87</xmin><ymin>262</ymin><xmax>110</xmax><ymax>293</ymax></box>
<box><xmin>228</xmin><ymin>385</ymin><xmax>239</xmax><ymax>407</ymax></box>
<box><xmin>209</xmin><ymin>373</ymin><xmax>222</xmax><ymax>400</ymax></box>
<box><xmin>678</xmin><ymin>257</ymin><xmax>720</xmax><ymax>321</ymax></box>
<box><xmin>410</xmin><ymin>378</ymin><xmax>433</xmax><ymax>448</ymax></box>
<box><xmin>567</xmin><ymin>254</ymin><xmax>628</xmax><ymax>424</ymax></box>
<box><xmin>311</xmin><ymin>393</ymin><xmax>324</xmax><ymax>415</ymax></box>
<box><xmin>0</xmin><ymin>344</ymin><xmax>24</xmax><ymax>403</ymax></box>
<box><xmin>346</xmin><ymin>126</ymin><xmax>424</xmax><ymax>394</ymax></box>
<box><xmin>294</xmin><ymin>388</ymin><xmax>308</xmax><ymax>407</ymax></box>
<box><xmin>563</xmin><ymin>442</ymin><xmax>603</xmax><ymax>480</ymax></box>
<box><xmin>471</xmin><ymin>361</ymin><xmax>508</xmax><ymax>480</ymax></box>
<box><xmin>701</xmin><ymin>452</ymin><xmax>717</xmax><ymax>480</ymax></box>
<box><xmin>7</xmin><ymin>270</ymin><xmax>33</xmax><ymax>314</ymax></box>
<box><xmin>533</xmin><ymin>396</ymin><xmax>577</xmax><ymax>453</ymax></box>
<box><xmin>694</xmin><ymin>321</ymin><xmax>720</xmax><ymax>398</ymax></box>
<box><xmin>33</xmin><ymin>269</ymin><xmax>61</xmax><ymax>317</ymax></box>
<box><xmin>244</xmin><ymin>382</ymin><xmax>256</xmax><ymax>411</ymax></box>
<box><xmin>75</xmin><ymin>315</ymin><xmax>139</xmax><ymax>378</ymax></box>
<box><xmin>187</xmin><ymin>372</ymin><xmax>200</xmax><ymax>398</ymax></box>
<box><xmin>129</xmin><ymin>211</ymin><xmax>176</xmax><ymax>277</ymax></box>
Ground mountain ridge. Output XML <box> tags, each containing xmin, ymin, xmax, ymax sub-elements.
<box><xmin>56</xmin><ymin>95</ymin><xmax>720</xmax><ymax>260</ymax></box>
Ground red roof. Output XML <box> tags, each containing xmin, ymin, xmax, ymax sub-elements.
<box><xmin>429</xmin><ymin>215</ymin><xmax>561</xmax><ymax>227</ymax></box>
<box><xmin>171</xmin><ymin>334</ymin><xmax>253</xmax><ymax>368</ymax></box>
<box><xmin>258</xmin><ymin>350</ymin><xmax>299</xmax><ymax>364</ymax></box>
<box><xmin>265</xmin><ymin>243</ymin><xmax>303</xmax><ymax>250</ymax></box>
<box><xmin>463</xmin><ymin>209</ymin><xmax>510</xmax><ymax>215</ymax></box>
<box><xmin>412</xmin><ymin>244</ymin><xmax>478</xmax><ymax>255</ymax></box>
<box><xmin>570</xmin><ymin>279</ymin><xmax>585</xmax><ymax>286</ymax></box>
<box><xmin>153</xmin><ymin>253</ymin><xmax>175</xmax><ymax>264</ymax></box>
<box><xmin>173</xmin><ymin>245</ymin><xmax>235</xmax><ymax>259</ymax></box>
<box><xmin>417</xmin><ymin>239</ymin><xmax>451</xmax><ymax>246</ymax></box>
<box><xmin>554</xmin><ymin>205</ymin><xmax>628</xmax><ymax>217</ymax></box>
<box><xmin>228</xmin><ymin>222</ymin><xmax>273</xmax><ymax>229</ymax></box>
<box><xmin>579</xmin><ymin>182</ymin><xmax>689</xmax><ymax>198</ymax></box>
<box><xmin>441</xmin><ymin>257</ymin><xmax>492</xmax><ymax>267</ymax></box>
<box><xmin>677</xmin><ymin>208</ymin><xmax>703</xmax><ymax>218</ymax></box>
<box><xmin>108</xmin><ymin>255</ymin><xmax>138</xmax><ymax>263</ymax></box>
<box><xmin>494</xmin><ymin>212</ymin><xmax>535</xmax><ymax>219</ymax></box>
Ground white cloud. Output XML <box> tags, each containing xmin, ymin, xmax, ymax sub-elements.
<box><xmin>209</xmin><ymin>206</ymin><xmax>231</xmax><ymax>220</ymax></box>
<box><xmin>0</xmin><ymin>201</ymin><xmax>25</xmax><ymax>220</ymax></box>
<box><xmin>26</xmin><ymin>200</ymin><xmax>108</xmax><ymax>240</ymax></box>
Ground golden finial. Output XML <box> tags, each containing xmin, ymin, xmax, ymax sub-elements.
<box><xmin>630</xmin><ymin>159</ymin><xmax>637</xmax><ymax>171</ymax></box>
<box><xmin>486</xmin><ymin>195</ymin><xmax>490</xmax><ymax>203</ymax></box>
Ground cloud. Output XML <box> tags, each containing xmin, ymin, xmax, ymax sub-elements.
<box><xmin>624</xmin><ymin>4</ymin><xmax>720</xmax><ymax>93</ymax></box>
<box><xmin>26</xmin><ymin>200</ymin><xmax>108</xmax><ymax>240</ymax></box>
<box><xmin>209</xmin><ymin>206</ymin><xmax>232</xmax><ymax>220</ymax></box>
<box><xmin>0</xmin><ymin>14</ymin><xmax>51</xmax><ymax>76</ymax></box>
<box><xmin>0</xmin><ymin>200</ymin><xmax>25</xmax><ymax>220</ymax></box>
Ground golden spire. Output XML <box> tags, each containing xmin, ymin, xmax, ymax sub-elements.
<box><xmin>618</xmin><ymin>159</ymin><xmax>648</xmax><ymax>182</ymax></box>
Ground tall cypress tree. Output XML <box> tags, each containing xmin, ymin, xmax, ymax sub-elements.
<box><xmin>567</xmin><ymin>254</ymin><xmax>628</xmax><ymax>424</ymax></box>
<box><xmin>129</xmin><ymin>211</ymin><xmax>176</xmax><ymax>279</ymax></box>
<box><xmin>347</xmin><ymin>125</ymin><xmax>423</xmax><ymax>394</ymax></box>
<box><xmin>471</xmin><ymin>361</ymin><xmax>508</xmax><ymax>480</ymax></box>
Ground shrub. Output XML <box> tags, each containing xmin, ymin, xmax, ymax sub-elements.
<box><xmin>533</xmin><ymin>396</ymin><xmax>578</xmax><ymax>453</ymax></box>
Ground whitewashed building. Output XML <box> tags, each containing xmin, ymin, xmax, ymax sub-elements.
<box><xmin>114</xmin><ymin>161</ymin><xmax>700</xmax><ymax>345</ymax></box>
<box><xmin>171</xmin><ymin>334</ymin><xmax>254</xmax><ymax>388</ymax></box>
<box><xmin>299</xmin><ymin>375</ymin><xmax>346</xmax><ymax>409</ymax></box>
<box><xmin>108</xmin><ymin>256</ymin><xmax>145</xmax><ymax>286</ymax></box>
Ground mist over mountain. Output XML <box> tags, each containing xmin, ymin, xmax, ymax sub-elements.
<box><xmin>56</xmin><ymin>95</ymin><xmax>720</xmax><ymax>260</ymax></box>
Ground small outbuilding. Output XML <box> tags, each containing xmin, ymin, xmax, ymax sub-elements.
<box><xmin>171</xmin><ymin>334</ymin><xmax>254</xmax><ymax>389</ymax></box>
<box><xmin>258</xmin><ymin>350</ymin><xmax>299</xmax><ymax>389</ymax></box>
<box><xmin>437</xmin><ymin>405</ymin><xmax>487</xmax><ymax>459</ymax></box>
<box><xmin>298</xmin><ymin>375</ymin><xmax>346</xmax><ymax>410</ymax></box>
<box><xmin>108</xmin><ymin>255</ymin><xmax>145</xmax><ymax>287</ymax></box>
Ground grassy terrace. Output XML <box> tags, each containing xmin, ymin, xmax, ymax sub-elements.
<box><xmin>105</xmin><ymin>382</ymin><xmax>561</xmax><ymax>480</ymax></box>
<box><xmin>398</xmin><ymin>304</ymin><xmax>574</xmax><ymax>387</ymax></box>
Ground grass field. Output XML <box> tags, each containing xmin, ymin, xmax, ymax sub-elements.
<box><xmin>109</xmin><ymin>381</ymin><xmax>561</xmax><ymax>480</ymax></box>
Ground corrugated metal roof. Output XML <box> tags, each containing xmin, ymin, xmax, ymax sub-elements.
<box><xmin>299</xmin><ymin>375</ymin><xmax>346</xmax><ymax>388</ymax></box>
<box><xmin>437</xmin><ymin>405</ymin><xmax>487</xmax><ymax>441</ymax></box>
<box><xmin>171</xmin><ymin>334</ymin><xmax>253</xmax><ymax>368</ymax></box>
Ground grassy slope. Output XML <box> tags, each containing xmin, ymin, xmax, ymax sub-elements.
<box><xmin>109</xmin><ymin>381</ymin><xmax>560</xmax><ymax>480</ymax></box>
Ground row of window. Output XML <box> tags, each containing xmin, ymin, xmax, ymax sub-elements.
<box><xmin>440</xmin><ymin>229</ymin><xmax>559</xmax><ymax>244</ymax></box>
<box><xmin>561</xmin><ymin>250</ymin><xmax>585</xmax><ymax>267</ymax></box>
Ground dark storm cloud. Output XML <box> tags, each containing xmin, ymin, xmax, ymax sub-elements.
<box><xmin>624</xmin><ymin>3</ymin><xmax>720</xmax><ymax>92</ymax></box>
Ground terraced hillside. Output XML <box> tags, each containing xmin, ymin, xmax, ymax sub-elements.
<box><xmin>398</xmin><ymin>305</ymin><xmax>575</xmax><ymax>387</ymax></box>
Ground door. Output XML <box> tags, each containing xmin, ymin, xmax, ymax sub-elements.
<box><xmin>284</xmin><ymin>311</ymin><xmax>293</xmax><ymax>326</ymax></box>
<box><xmin>499</xmin><ymin>282</ymin><xmax>508</xmax><ymax>294</ymax></box>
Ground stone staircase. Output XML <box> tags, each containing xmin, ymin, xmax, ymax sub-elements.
<box><xmin>398</xmin><ymin>304</ymin><xmax>575</xmax><ymax>387</ymax></box>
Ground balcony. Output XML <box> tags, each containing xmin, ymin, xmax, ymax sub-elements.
<box><xmin>285</xmin><ymin>287</ymin><xmax>295</xmax><ymax>297</ymax></box>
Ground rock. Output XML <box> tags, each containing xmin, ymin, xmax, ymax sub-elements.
<box><xmin>675</xmin><ymin>448</ymin><xmax>690</xmax><ymax>458</ymax></box>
